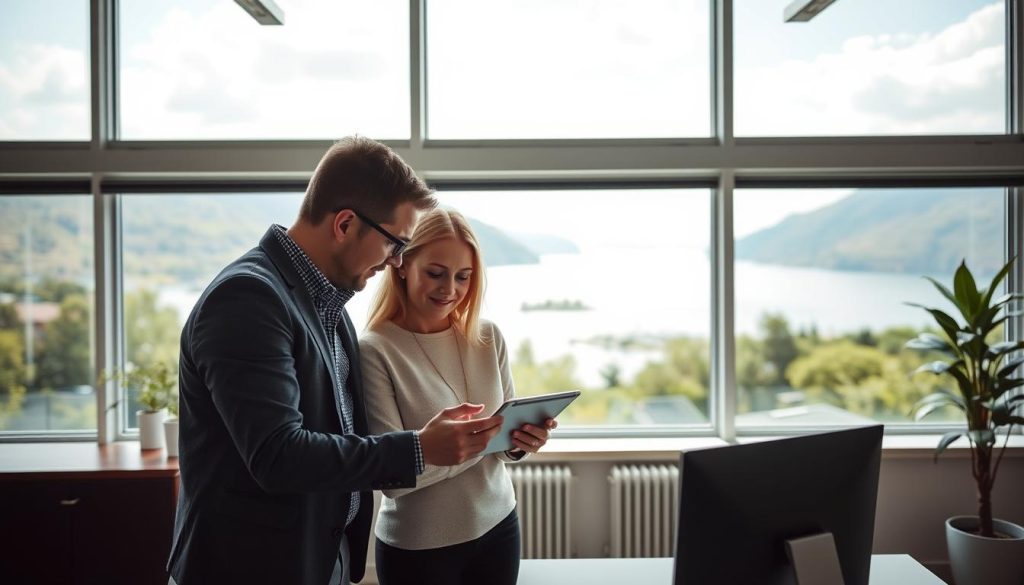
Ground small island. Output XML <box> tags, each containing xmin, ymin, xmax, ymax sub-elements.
<box><xmin>520</xmin><ymin>299</ymin><xmax>591</xmax><ymax>312</ymax></box>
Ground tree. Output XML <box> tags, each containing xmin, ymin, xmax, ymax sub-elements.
<box><xmin>510</xmin><ymin>340</ymin><xmax>581</xmax><ymax>398</ymax></box>
<box><xmin>34</xmin><ymin>279</ymin><xmax>88</xmax><ymax>303</ymax></box>
<box><xmin>0</xmin><ymin>330</ymin><xmax>28</xmax><ymax>429</ymax></box>
<box><xmin>736</xmin><ymin>335</ymin><xmax>768</xmax><ymax>389</ymax></box>
<box><xmin>599</xmin><ymin>363</ymin><xmax>621</xmax><ymax>389</ymax></box>
<box><xmin>0</xmin><ymin>303</ymin><xmax>19</xmax><ymax>330</ymax></box>
<box><xmin>760</xmin><ymin>313</ymin><xmax>798</xmax><ymax>386</ymax></box>
<box><xmin>786</xmin><ymin>341</ymin><xmax>885</xmax><ymax>391</ymax></box>
<box><xmin>35</xmin><ymin>293</ymin><xmax>91</xmax><ymax>391</ymax></box>
<box><xmin>124</xmin><ymin>289</ymin><xmax>182</xmax><ymax>368</ymax></box>
<box><xmin>632</xmin><ymin>337</ymin><xmax>709</xmax><ymax>412</ymax></box>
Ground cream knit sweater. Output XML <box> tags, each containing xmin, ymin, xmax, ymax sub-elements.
<box><xmin>359</xmin><ymin>319</ymin><xmax>522</xmax><ymax>550</ymax></box>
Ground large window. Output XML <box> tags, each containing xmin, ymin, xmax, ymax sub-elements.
<box><xmin>734</xmin><ymin>0</ymin><xmax>1006</xmax><ymax>136</ymax></box>
<box><xmin>118</xmin><ymin>0</ymin><xmax>410</xmax><ymax>140</ymax></box>
<box><xmin>424</xmin><ymin>190</ymin><xmax>712</xmax><ymax>426</ymax></box>
<box><xmin>0</xmin><ymin>0</ymin><xmax>90</xmax><ymax>141</ymax></box>
<box><xmin>0</xmin><ymin>195</ymin><xmax>95</xmax><ymax>432</ymax></box>
<box><xmin>734</xmin><ymin>187</ymin><xmax>1004</xmax><ymax>427</ymax></box>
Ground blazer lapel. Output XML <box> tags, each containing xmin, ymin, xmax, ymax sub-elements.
<box><xmin>259</xmin><ymin>228</ymin><xmax>346</xmax><ymax>428</ymax></box>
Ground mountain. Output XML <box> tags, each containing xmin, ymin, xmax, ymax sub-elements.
<box><xmin>0</xmin><ymin>196</ymin><xmax>544</xmax><ymax>288</ymax></box>
<box><xmin>0</xmin><ymin>196</ymin><xmax>95</xmax><ymax>286</ymax></box>
<box><xmin>734</xmin><ymin>189</ymin><xmax>1003</xmax><ymax>278</ymax></box>
<box><xmin>467</xmin><ymin>219</ymin><xmax>538</xmax><ymax>266</ymax></box>
<box><xmin>511</xmin><ymin>233</ymin><xmax>580</xmax><ymax>255</ymax></box>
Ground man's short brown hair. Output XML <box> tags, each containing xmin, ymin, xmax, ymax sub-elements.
<box><xmin>299</xmin><ymin>136</ymin><xmax>436</xmax><ymax>225</ymax></box>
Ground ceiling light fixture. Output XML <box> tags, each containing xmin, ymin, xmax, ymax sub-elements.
<box><xmin>784</xmin><ymin>0</ymin><xmax>838</xmax><ymax>22</ymax></box>
<box><xmin>235</xmin><ymin>0</ymin><xmax>284</xmax><ymax>25</ymax></box>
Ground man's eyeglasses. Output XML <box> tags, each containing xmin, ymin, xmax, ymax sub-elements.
<box><xmin>351</xmin><ymin>210</ymin><xmax>409</xmax><ymax>258</ymax></box>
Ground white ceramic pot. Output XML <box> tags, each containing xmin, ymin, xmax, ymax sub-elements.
<box><xmin>163</xmin><ymin>416</ymin><xmax>179</xmax><ymax>458</ymax></box>
<box><xmin>946</xmin><ymin>515</ymin><xmax>1024</xmax><ymax>585</ymax></box>
<box><xmin>137</xmin><ymin>408</ymin><xmax>167</xmax><ymax>450</ymax></box>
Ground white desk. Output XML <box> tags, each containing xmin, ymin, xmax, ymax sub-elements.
<box><xmin>518</xmin><ymin>554</ymin><xmax>945</xmax><ymax>584</ymax></box>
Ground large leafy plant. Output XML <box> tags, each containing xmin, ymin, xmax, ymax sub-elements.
<box><xmin>907</xmin><ymin>259</ymin><xmax>1024</xmax><ymax>538</ymax></box>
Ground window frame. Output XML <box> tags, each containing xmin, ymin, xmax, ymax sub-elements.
<box><xmin>0</xmin><ymin>0</ymin><xmax>1020</xmax><ymax>442</ymax></box>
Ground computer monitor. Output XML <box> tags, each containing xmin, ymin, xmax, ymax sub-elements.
<box><xmin>673</xmin><ymin>425</ymin><xmax>883</xmax><ymax>585</ymax></box>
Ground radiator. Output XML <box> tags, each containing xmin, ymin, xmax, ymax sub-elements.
<box><xmin>508</xmin><ymin>465</ymin><xmax>573</xmax><ymax>559</ymax></box>
<box><xmin>609</xmin><ymin>464</ymin><xmax>680</xmax><ymax>558</ymax></box>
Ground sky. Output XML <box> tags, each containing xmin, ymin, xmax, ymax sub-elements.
<box><xmin>0</xmin><ymin>0</ymin><xmax>1006</xmax><ymax>140</ymax></box>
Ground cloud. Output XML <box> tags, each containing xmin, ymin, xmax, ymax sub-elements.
<box><xmin>0</xmin><ymin>43</ymin><xmax>88</xmax><ymax>139</ymax></box>
<box><xmin>736</xmin><ymin>2</ymin><xmax>1005</xmax><ymax>135</ymax></box>
<box><xmin>256</xmin><ymin>42</ymin><xmax>385</xmax><ymax>82</ymax></box>
<box><xmin>118</xmin><ymin>1</ymin><xmax>409</xmax><ymax>139</ymax></box>
<box><xmin>166</xmin><ymin>84</ymin><xmax>257</xmax><ymax>125</ymax></box>
<box><xmin>426</xmin><ymin>0</ymin><xmax>711</xmax><ymax>138</ymax></box>
<box><xmin>0</xmin><ymin>43</ymin><xmax>87</xmax><ymax>99</ymax></box>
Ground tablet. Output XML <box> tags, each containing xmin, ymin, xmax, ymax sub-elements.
<box><xmin>482</xmin><ymin>390</ymin><xmax>581</xmax><ymax>455</ymax></box>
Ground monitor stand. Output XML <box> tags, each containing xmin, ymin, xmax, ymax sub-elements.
<box><xmin>785</xmin><ymin>532</ymin><xmax>846</xmax><ymax>585</ymax></box>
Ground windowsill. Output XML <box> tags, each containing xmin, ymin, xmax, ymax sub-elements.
<box><xmin>530</xmin><ymin>436</ymin><xmax>729</xmax><ymax>461</ymax></box>
<box><xmin>529</xmin><ymin>434</ymin><xmax>1024</xmax><ymax>463</ymax></box>
<box><xmin>2</xmin><ymin>435</ymin><xmax>1022</xmax><ymax>469</ymax></box>
<box><xmin>0</xmin><ymin>441</ymin><xmax>178</xmax><ymax>479</ymax></box>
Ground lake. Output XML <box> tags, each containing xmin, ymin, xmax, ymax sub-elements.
<box><xmin>156</xmin><ymin>247</ymin><xmax>942</xmax><ymax>387</ymax></box>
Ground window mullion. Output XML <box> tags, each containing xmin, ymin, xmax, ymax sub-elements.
<box><xmin>410</xmin><ymin>0</ymin><xmax>426</xmax><ymax>146</ymax></box>
<box><xmin>713</xmin><ymin>173</ymin><xmax>736</xmax><ymax>442</ymax></box>
<box><xmin>714</xmin><ymin>0</ymin><xmax>734</xmax><ymax>146</ymax></box>
<box><xmin>91</xmin><ymin>0</ymin><xmax>119</xmax><ymax>444</ymax></box>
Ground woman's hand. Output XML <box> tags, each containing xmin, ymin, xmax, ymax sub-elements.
<box><xmin>510</xmin><ymin>418</ymin><xmax>558</xmax><ymax>454</ymax></box>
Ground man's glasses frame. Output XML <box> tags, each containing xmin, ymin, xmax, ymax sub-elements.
<box><xmin>349</xmin><ymin>209</ymin><xmax>409</xmax><ymax>258</ymax></box>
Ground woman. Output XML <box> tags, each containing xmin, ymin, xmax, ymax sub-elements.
<box><xmin>360</xmin><ymin>208</ymin><xmax>556</xmax><ymax>585</ymax></box>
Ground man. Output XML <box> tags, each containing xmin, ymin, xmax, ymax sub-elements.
<box><xmin>168</xmin><ymin>136</ymin><xmax>504</xmax><ymax>585</ymax></box>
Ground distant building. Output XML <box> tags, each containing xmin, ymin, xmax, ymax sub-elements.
<box><xmin>13</xmin><ymin>302</ymin><xmax>61</xmax><ymax>338</ymax></box>
<box><xmin>633</xmin><ymin>395</ymin><xmax>707</xmax><ymax>425</ymax></box>
<box><xmin>736</xmin><ymin>403</ymin><xmax>877</xmax><ymax>427</ymax></box>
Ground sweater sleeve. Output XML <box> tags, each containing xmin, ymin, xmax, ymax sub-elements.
<box><xmin>360</xmin><ymin>334</ymin><xmax>483</xmax><ymax>499</ymax></box>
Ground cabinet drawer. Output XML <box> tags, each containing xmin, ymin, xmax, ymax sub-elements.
<box><xmin>0</xmin><ymin>476</ymin><xmax>177</xmax><ymax>585</ymax></box>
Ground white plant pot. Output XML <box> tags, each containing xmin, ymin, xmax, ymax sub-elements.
<box><xmin>946</xmin><ymin>515</ymin><xmax>1024</xmax><ymax>585</ymax></box>
<box><xmin>163</xmin><ymin>417</ymin><xmax>179</xmax><ymax>458</ymax></box>
<box><xmin>137</xmin><ymin>408</ymin><xmax>167</xmax><ymax>450</ymax></box>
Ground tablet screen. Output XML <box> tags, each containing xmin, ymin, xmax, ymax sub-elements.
<box><xmin>482</xmin><ymin>390</ymin><xmax>580</xmax><ymax>455</ymax></box>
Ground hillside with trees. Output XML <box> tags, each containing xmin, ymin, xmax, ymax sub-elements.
<box><xmin>0</xmin><ymin>196</ymin><xmax>558</xmax><ymax>288</ymax></box>
<box><xmin>735</xmin><ymin>189</ymin><xmax>1001</xmax><ymax>278</ymax></box>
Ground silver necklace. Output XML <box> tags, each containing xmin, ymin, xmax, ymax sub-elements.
<box><xmin>409</xmin><ymin>325</ymin><xmax>469</xmax><ymax>404</ymax></box>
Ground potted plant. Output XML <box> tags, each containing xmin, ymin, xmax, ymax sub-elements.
<box><xmin>907</xmin><ymin>258</ymin><xmax>1024</xmax><ymax>585</ymax></box>
<box><xmin>164</xmin><ymin>385</ymin><xmax>179</xmax><ymax>458</ymax></box>
<box><xmin>100</xmin><ymin>362</ymin><xmax>176</xmax><ymax>451</ymax></box>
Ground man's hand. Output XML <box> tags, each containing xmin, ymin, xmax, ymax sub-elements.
<box><xmin>419</xmin><ymin>403</ymin><xmax>504</xmax><ymax>466</ymax></box>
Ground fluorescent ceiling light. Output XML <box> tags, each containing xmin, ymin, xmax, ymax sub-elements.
<box><xmin>784</xmin><ymin>0</ymin><xmax>837</xmax><ymax>22</ymax></box>
<box><xmin>235</xmin><ymin>0</ymin><xmax>285</xmax><ymax>25</ymax></box>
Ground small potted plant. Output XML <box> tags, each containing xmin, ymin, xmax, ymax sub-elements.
<box><xmin>907</xmin><ymin>258</ymin><xmax>1024</xmax><ymax>585</ymax></box>
<box><xmin>164</xmin><ymin>385</ymin><xmax>179</xmax><ymax>458</ymax></box>
<box><xmin>100</xmin><ymin>362</ymin><xmax>176</xmax><ymax>451</ymax></box>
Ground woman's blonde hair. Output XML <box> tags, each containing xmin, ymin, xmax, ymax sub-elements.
<box><xmin>366</xmin><ymin>208</ymin><xmax>489</xmax><ymax>345</ymax></box>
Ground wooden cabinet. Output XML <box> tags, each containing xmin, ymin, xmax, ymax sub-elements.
<box><xmin>0</xmin><ymin>443</ymin><xmax>179</xmax><ymax>585</ymax></box>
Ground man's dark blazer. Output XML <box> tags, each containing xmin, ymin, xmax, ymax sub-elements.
<box><xmin>168</xmin><ymin>227</ymin><xmax>417</xmax><ymax>585</ymax></box>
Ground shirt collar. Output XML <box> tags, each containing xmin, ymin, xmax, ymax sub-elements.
<box><xmin>271</xmin><ymin>224</ymin><xmax>354</xmax><ymax>309</ymax></box>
